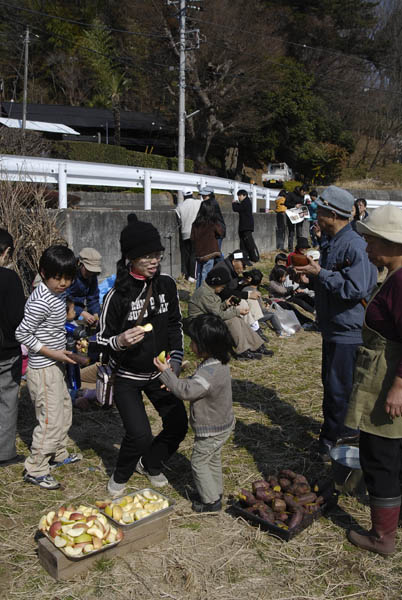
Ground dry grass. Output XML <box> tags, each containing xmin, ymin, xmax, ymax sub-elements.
<box><xmin>1</xmin><ymin>254</ymin><xmax>402</xmax><ymax>599</ymax></box>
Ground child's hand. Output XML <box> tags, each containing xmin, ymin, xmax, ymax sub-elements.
<box><xmin>41</xmin><ymin>348</ymin><xmax>77</xmax><ymax>364</ymax></box>
<box><xmin>153</xmin><ymin>356</ymin><xmax>170</xmax><ymax>372</ymax></box>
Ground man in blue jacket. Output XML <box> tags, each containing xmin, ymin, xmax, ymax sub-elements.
<box><xmin>295</xmin><ymin>186</ymin><xmax>377</xmax><ymax>461</ymax></box>
<box><xmin>68</xmin><ymin>248</ymin><xmax>102</xmax><ymax>325</ymax></box>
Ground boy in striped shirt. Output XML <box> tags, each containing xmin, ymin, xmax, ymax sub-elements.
<box><xmin>16</xmin><ymin>245</ymin><xmax>82</xmax><ymax>490</ymax></box>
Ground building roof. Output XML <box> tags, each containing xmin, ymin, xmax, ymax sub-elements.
<box><xmin>2</xmin><ymin>102</ymin><xmax>173</xmax><ymax>133</ymax></box>
<box><xmin>0</xmin><ymin>117</ymin><xmax>80</xmax><ymax>135</ymax></box>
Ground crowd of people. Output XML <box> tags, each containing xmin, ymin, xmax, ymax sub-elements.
<box><xmin>1</xmin><ymin>184</ymin><xmax>402</xmax><ymax>554</ymax></box>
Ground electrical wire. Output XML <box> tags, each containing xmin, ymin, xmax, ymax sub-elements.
<box><xmin>0</xmin><ymin>0</ymin><xmax>169</xmax><ymax>40</ymax></box>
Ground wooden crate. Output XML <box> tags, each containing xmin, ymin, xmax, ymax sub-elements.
<box><xmin>37</xmin><ymin>513</ymin><xmax>169</xmax><ymax>581</ymax></box>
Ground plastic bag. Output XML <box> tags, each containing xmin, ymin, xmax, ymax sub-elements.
<box><xmin>271</xmin><ymin>301</ymin><xmax>301</xmax><ymax>335</ymax></box>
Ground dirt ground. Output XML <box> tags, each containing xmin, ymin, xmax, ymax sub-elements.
<box><xmin>1</xmin><ymin>259</ymin><xmax>402</xmax><ymax>600</ymax></box>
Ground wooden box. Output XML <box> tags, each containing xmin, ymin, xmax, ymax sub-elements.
<box><xmin>37</xmin><ymin>512</ymin><xmax>169</xmax><ymax>581</ymax></box>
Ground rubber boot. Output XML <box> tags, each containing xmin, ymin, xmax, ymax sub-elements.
<box><xmin>347</xmin><ymin>495</ymin><xmax>400</xmax><ymax>557</ymax></box>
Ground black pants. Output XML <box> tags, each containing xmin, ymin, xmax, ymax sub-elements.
<box><xmin>240</xmin><ymin>230</ymin><xmax>259</xmax><ymax>263</ymax></box>
<box><xmin>276</xmin><ymin>213</ymin><xmax>286</xmax><ymax>250</ymax></box>
<box><xmin>360</xmin><ymin>431</ymin><xmax>402</xmax><ymax>497</ymax></box>
<box><xmin>321</xmin><ymin>340</ymin><xmax>359</xmax><ymax>443</ymax></box>
<box><xmin>113</xmin><ymin>376</ymin><xmax>188</xmax><ymax>483</ymax></box>
<box><xmin>180</xmin><ymin>237</ymin><xmax>196</xmax><ymax>279</ymax></box>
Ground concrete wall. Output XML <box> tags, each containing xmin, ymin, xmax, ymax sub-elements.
<box><xmin>60</xmin><ymin>208</ymin><xmax>288</xmax><ymax>279</ymax></box>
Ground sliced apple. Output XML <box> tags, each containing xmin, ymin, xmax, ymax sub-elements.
<box><xmin>68</xmin><ymin>527</ymin><xmax>86</xmax><ymax>538</ymax></box>
<box><xmin>157</xmin><ymin>350</ymin><xmax>166</xmax><ymax>363</ymax></box>
<box><xmin>122</xmin><ymin>512</ymin><xmax>134</xmax><ymax>524</ymax></box>
<box><xmin>105</xmin><ymin>505</ymin><xmax>113</xmax><ymax>518</ymax></box>
<box><xmin>38</xmin><ymin>515</ymin><xmax>48</xmax><ymax>532</ymax></box>
<box><xmin>46</xmin><ymin>511</ymin><xmax>56</xmax><ymax>526</ymax></box>
<box><xmin>64</xmin><ymin>546</ymin><xmax>83</xmax><ymax>557</ymax></box>
<box><xmin>112</xmin><ymin>505</ymin><xmax>123</xmax><ymax>521</ymax></box>
<box><xmin>142</xmin><ymin>323</ymin><xmax>153</xmax><ymax>332</ymax></box>
<box><xmin>56</xmin><ymin>506</ymin><xmax>66</xmax><ymax>517</ymax></box>
<box><xmin>95</xmin><ymin>501</ymin><xmax>108</xmax><ymax>509</ymax></box>
<box><xmin>116</xmin><ymin>529</ymin><xmax>124</xmax><ymax>541</ymax></box>
<box><xmin>74</xmin><ymin>532</ymin><xmax>92</xmax><ymax>544</ymax></box>
<box><xmin>54</xmin><ymin>535</ymin><xmax>67</xmax><ymax>548</ymax></box>
<box><xmin>49</xmin><ymin>521</ymin><xmax>62</xmax><ymax>538</ymax></box>
<box><xmin>86</xmin><ymin>526</ymin><xmax>104</xmax><ymax>539</ymax></box>
<box><xmin>134</xmin><ymin>509</ymin><xmax>148</xmax><ymax>521</ymax></box>
<box><xmin>70</xmin><ymin>512</ymin><xmax>85</xmax><ymax>521</ymax></box>
<box><xmin>83</xmin><ymin>544</ymin><xmax>94</xmax><ymax>554</ymax></box>
<box><xmin>92</xmin><ymin>536</ymin><xmax>102</xmax><ymax>550</ymax></box>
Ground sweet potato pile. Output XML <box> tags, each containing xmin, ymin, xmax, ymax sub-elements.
<box><xmin>237</xmin><ymin>469</ymin><xmax>324</xmax><ymax>531</ymax></box>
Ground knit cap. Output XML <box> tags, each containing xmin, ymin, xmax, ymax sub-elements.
<box><xmin>120</xmin><ymin>218</ymin><xmax>164</xmax><ymax>259</ymax></box>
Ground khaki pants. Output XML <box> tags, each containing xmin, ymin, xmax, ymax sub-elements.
<box><xmin>24</xmin><ymin>363</ymin><xmax>72</xmax><ymax>477</ymax></box>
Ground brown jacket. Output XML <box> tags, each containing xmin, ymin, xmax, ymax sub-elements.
<box><xmin>190</xmin><ymin>222</ymin><xmax>223</xmax><ymax>262</ymax></box>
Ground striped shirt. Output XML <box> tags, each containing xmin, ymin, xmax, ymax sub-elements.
<box><xmin>15</xmin><ymin>282</ymin><xmax>67</xmax><ymax>369</ymax></box>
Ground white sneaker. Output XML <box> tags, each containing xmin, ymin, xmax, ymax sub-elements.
<box><xmin>278</xmin><ymin>331</ymin><xmax>293</xmax><ymax>338</ymax></box>
<box><xmin>187</xmin><ymin>277</ymin><xmax>196</xmax><ymax>283</ymax></box>
<box><xmin>107</xmin><ymin>473</ymin><xmax>126</xmax><ymax>496</ymax></box>
<box><xmin>135</xmin><ymin>458</ymin><xmax>168</xmax><ymax>488</ymax></box>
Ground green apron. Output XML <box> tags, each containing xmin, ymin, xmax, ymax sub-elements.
<box><xmin>345</xmin><ymin>269</ymin><xmax>402</xmax><ymax>439</ymax></box>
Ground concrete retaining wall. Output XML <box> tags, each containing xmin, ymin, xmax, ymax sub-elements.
<box><xmin>60</xmin><ymin>208</ymin><xmax>292</xmax><ymax>279</ymax></box>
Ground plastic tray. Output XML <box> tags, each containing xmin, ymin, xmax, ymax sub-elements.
<box><xmin>231</xmin><ymin>480</ymin><xmax>338</xmax><ymax>542</ymax></box>
<box><xmin>99</xmin><ymin>488</ymin><xmax>175</xmax><ymax>529</ymax></box>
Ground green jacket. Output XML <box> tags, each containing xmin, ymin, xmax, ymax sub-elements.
<box><xmin>188</xmin><ymin>281</ymin><xmax>239</xmax><ymax>321</ymax></box>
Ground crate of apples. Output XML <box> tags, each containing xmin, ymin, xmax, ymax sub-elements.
<box><xmin>38</xmin><ymin>504</ymin><xmax>123</xmax><ymax>559</ymax></box>
<box><xmin>95</xmin><ymin>489</ymin><xmax>172</xmax><ymax>527</ymax></box>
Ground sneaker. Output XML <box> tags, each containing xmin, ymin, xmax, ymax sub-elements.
<box><xmin>107</xmin><ymin>473</ymin><xmax>126</xmax><ymax>496</ymax></box>
<box><xmin>136</xmin><ymin>458</ymin><xmax>168</xmax><ymax>488</ymax></box>
<box><xmin>0</xmin><ymin>454</ymin><xmax>25</xmax><ymax>467</ymax></box>
<box><xmin>318</xmin><ymin>439</ymin><xmax>334</xmax><ymax>463</ymax></box>
<box><xmin>277</xmin><ymin>331</ymin><xmax>293</xmax><ymax>338</ymax></box>
<box><xmin>23</xmin><ymin>471</ymin><xmax>60</xmax><ymax>490</ymax></box>
<box><xmin>49</xmin><ymin>453</ymin><xmax>83</xmax><ymax>469</ymax></box>
<box><xmin>187</xmin><ymin>277</ymin><xmax>196</xmax><ymax>283</ymax></box>
<box><xmin>192</xmin><ymin>498</ymin><xmax>222</xmax><ymax>513</ymax></box>
<box><xmin>236</xmin><ymin>350</ymin><xmax>262</xmax><ymax>361</ymax></box>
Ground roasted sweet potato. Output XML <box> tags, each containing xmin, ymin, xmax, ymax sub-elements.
<box><xmin>288</xmin><ymin>509</ymin><xmax>304</xmax><ymax>529</ymax></box>
<box><xmin>272</xmin><ymin>498</ymin><xmax>287</xmax><ymax>513</ymax></box>
<box><xmin>278</xmin><ymin>478</ymin><xmax>292</xmax><ymax>491</ymax></box>
<box><xmin>252</xmin><ymin>480</ymin><xmax>270</xmax><ymax>493</ymax></box>
<box><xmin>255</xmin><ymin>489</ymin><xmax>275</xmax><ymax>504</ymax></box>
<box><xmin>279</xmin><ymin>469</ymin><xmax>297</xmax><ymax>480</ymax></box>
<box><xmin>293</xmin><ymin>474</ymin><xmax>309</xmax><ymax>485</ymax></box>
<box><xmin>274</xmin><ymin>520</ymin><xmax>289</xmax><ymax>530</ymax></box>
<box><xmin>276</xmin><ymin>512</ymin><xmax>289</xmax><ymax>522</ymax></box>
<box><xmin>256</xmin><ymin>506</ymin><xmax>275</xmax><ymax>523</ymax></box>
<box><xmin>238</xmin><ymin>489</ymin><xmax>258</xmax><ymax>506</ymax></box>
<box><xmin>267</xmin><ymin>475</ymin><xmax>279</xmax><ymax>487</ymax></box>
<box><xmin>295</xmin><ymin>492</ymin><xmax>317</xmax><ymax>505</ymax></box>
<box><xmin>283</xmin><ymin>493</ymin><xmax>304</xmax><ymax>514</ymax></box>
<box><xmin>293</xmin><ymin>483</ymin><xmax>311</xmax><ymax>496</ymax></box>
<box><xmin>304</xmin><ymin>502</ymin><xmax>321</xmax><ymax>514</ymax></box>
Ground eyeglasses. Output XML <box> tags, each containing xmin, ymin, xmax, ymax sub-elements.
<box><xmin>138</xmin><ymin>252</ymin><xmax>164</xmax><ymax>262</ymax></box>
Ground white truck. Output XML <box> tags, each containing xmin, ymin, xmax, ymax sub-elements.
<box><xmin>262</xmin><ymin>162</ymin><xmax>294</xmax><ymax>187</ymax></box>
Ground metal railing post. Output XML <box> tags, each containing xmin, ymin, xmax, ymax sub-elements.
<box><xmin>265</xmin><ymin>189</ymin><xmax>270</xmax><ymax>212</ymax></box>
<box><xmin>144</xmin><ymin>170</ymin><xmax>151</xmax><ymax>210</ymax></box>
<box><xmin>252</xmin><ymin>185</ymin><xmax>257</xmax><ymax>213</ymax></box>
<box><xmin>58</xmin><ymin>163</ymin><xmax>67</xmax><ymax>209</ymax></box>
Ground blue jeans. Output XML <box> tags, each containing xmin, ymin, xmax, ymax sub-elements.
<box><xmin>320</xmin><ymin>340</ymin><xmax>359</xmax><ymax>444</ymax></box>
<box><xmin>196</xmin><ymin>258</ymin><xmax>214</xmax><ymax>288</ymax></box>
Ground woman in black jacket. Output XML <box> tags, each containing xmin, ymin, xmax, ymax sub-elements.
<box><xmin>97</xmin><ymin>216</ymin><xmax>188</xmax><ymax>495</ymax></box>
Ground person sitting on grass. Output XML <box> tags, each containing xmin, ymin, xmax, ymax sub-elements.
<box><xmin>274</xmin><ymin>252</ymin><xmax>288</xmax><ymax>267</ymax></box>
<box><xmin>154</xmin><ymin>313</ymin><xmax>235</xmax><ymax>513</ymax></box>
<box><xmin>188</xmin><ymin>266</ymin><xmax>273</xmax><ymax>360</ymax></box>
<box><xmin>15</xmin><ymin>245</ymin><xmax>82</xmax><ymax>490</ymax></box>
<box><xmin>241</xmin><ymin>269</ymin><xmax>290</xmax><ymax>337</ymax></box>
<box><xmin>286</xmin><ymin>237</ymin><xmax>310</xmax><ymax>266</ymax></box>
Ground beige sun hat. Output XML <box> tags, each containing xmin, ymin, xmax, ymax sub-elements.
<box><xmin>356</xmin><ymin>204</ymin><xmax>402</xmax><ymax>244</ymax></box>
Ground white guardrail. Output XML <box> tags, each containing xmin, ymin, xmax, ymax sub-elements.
<box><xmin>0</xmin><ymin>154</ymin><xmax>400</xmax><ymax>211</ymax></box>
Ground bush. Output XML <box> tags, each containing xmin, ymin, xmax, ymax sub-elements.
<box><xmin>297</xmin><ymin>142</ymin><xmax>348</xmax><ymax>185</ymax></box>
<box><xmin>51</xmin><ymin>141</ymin><xmax>194</xmax><ymax>172</ymax></box>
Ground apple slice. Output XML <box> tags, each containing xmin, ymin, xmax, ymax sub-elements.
<box><xmin>46</xmin><ymin>511</ymin><xmax>56</xmax><ymax>526</ymax></box>
<box><xmin>54</xmin><ymin>535</ymin><xmax>67</xmax><ymax>548</ymax></box>
<box><xmin>116</xmin><ymin>529</ymin><xmax>124</xmax><ymax>541</ymax></box>
<box><xmin>38</xmin><ymin>515</ymin><xmax>48</xmax><ymax>532</ymax></box>
<box><xmin>68</xmin><ymin>527</ymin><xmax>86</xmax><ymax>538</ymax></box>
<box><xmin>70</xmin><ymin>512</ymin><xmax>85</xmax><ymax>521</ymax></box>
<box><xmin>142</xmin><ymin>323</ymin><xmax>153</xmax><ymax>332</ymax></box>
<box><xmin>49</xmin><ymin>520</ymin><xmax>62</xmax><ymax>538</ymax></box>
<box><xmin>83</xmin><ymin>543</ymin><xmax>94</xmax><ymax>554</ymax></box>
<box><xmin>112</xmin><ymin>505</ymin><xmax>123</xmax><ymax>521</ymax></box>
<box><xmin>92</xmin><ymin>536</ymin><xmax>102</xmax><ymax>550</ymax></box>
<box><xmin>134</xmin><ymin>509</ymin><xmax>148</xmax><ymax>521</ymax></box>
<box><xmin>87</xmin><ymin>526</ymin><xmax>104</xmax><ymax>539</ymax></box>
<box><xmin>74</xmin><ymin>532</ymin><xmax>92</xmax><ymax>544</ymax></box>
<box><xmin>64</xmin><ymin>546</ymin><xmax>83</xmax><ymax>557</ymax></box>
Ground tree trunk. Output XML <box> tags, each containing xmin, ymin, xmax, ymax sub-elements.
<box><xmin>113</xmin><ymin>103</ymin><xmax>121</xmax><ymax>146</ymax></box>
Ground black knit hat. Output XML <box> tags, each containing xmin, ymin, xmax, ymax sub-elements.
<box><xmin>206</xmin><ymin>266</ymin><xmax>230</xmax><ymax>286</ymax></box>
<box><xmin>120</xmin><ymin>218</ymin><xmax>164</xmax><ymax>260</ymax></box>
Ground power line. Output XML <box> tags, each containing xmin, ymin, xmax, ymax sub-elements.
<box><xmin>0</xmin><ymin>0</ymin><xmax>169</xmax><ymax>40</ymax></box>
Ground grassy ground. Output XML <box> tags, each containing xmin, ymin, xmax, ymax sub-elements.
<box><xmin>1</xmin><ymin>254</ymin><xmax>402</xmax><ymax>599</ymax></box>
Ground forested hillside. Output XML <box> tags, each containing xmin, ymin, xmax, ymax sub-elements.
<box><xmin>0</xmin><ymin>0</ymin><xmax>401</xmax><ymax>182</ymax></box>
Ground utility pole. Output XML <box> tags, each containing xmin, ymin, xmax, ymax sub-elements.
<box><xmin>178</xmin><ymin>0</ymin><xmax>186</xmax><ymax>174</ymax></box>
<box><xmin>22</xmin><ymin>26</ymin><xmax>29</xmax><ymax>134</ymax></box>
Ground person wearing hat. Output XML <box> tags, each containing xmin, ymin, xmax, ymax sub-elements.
<box><xmin>97</xmin><ymin>218</ymin><xmax>188</xmax><ymax>495</ymax></box>
<box><xmin>284</xmin><ymin>186</ymin><xmax>305</xmax><ymax>251</ymax></box>
<box><xmin>188</xmin><ymin>266</ymin><xmax>271</xmax><ymax>360</ymax></box>
<box><xmin>295</xmin><ymin>185</ymin><xmax>377</xmax><ymax>461</ymax></box>
<box><xmin>175</xmin><ymin>188</ymin><xmax>201</xmax><ymax>282</ymax></box>
<box><xmin>232</xmin><ymin>189</ymin><xmax>260</xmax><ymax>264</ymax></box>
<box><xmin>286</xmin><ymin>236</ymin><xmax>310</xmax><ymax>266</ymax></box>
<box><xmin>343</xmin><ymin>204</ymin><xmax>402</xmax><ymax>556</ymax></box>
<box><xmin>67</xmin><ymin>248</ymin><xmax>102</xmax><ymax>326</ymax></box>
<box><xmin>199</xmin><ymin>187</ymin><xmax>226</xmax><ymax>258</ymax></box>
